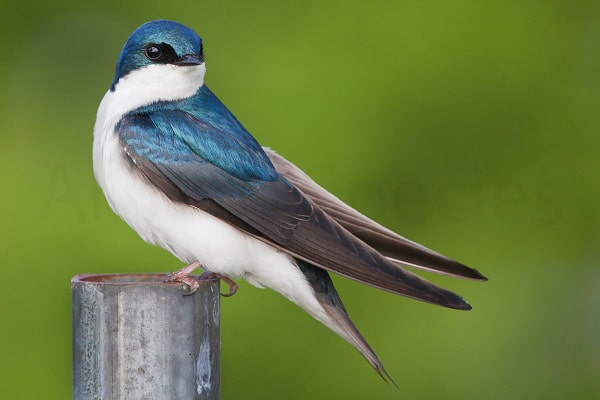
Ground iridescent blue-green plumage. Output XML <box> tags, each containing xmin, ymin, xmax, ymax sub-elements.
<box><xmin>120</xmin><ymin>85</ymin><xmax>277</xmax><ymax>184</ymax></box>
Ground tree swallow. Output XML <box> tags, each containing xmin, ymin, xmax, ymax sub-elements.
<box><xmin>93</xmin><ymin>20</ymin><xmax>486</xmax><ymax>382</ymax></box>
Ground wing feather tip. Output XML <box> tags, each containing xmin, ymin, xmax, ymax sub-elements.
<box><xmin>464</xmin><ymin>265</ymin><xmax>488</xmax><ymax>281</ymax></box>
<box><xmin>447</xmin><ymin>297</ymin><xmax>472</xmax><ymax>311</ymax></box>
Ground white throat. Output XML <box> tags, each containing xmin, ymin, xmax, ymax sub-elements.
<box><xmin>95</xmin><ymin>63</ymin><xmax>206</xmax><ymax>132</ymax></box>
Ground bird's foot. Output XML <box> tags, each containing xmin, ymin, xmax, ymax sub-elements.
<box><xmin>199</xmin><ymin>272</ymin><xmax>239</xmax><ymax>297</ymax></box>
<box><xmin>163</xmin><ymin>261</ymin><xmax>238</xmax><ymax>297</ymax></box>
<box><xmin>164</xmin><ymin>261</ymin><xmax>202</xmax><ymax>293</ymax></box>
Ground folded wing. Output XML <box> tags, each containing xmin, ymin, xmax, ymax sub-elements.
<box><xmin>118</xmin><ymin>108</ymin><xmax>480</xmax><ymax>310</ymax></box>
<box><xmin>265</xmin><ymin>149</ymin><xmax>487</xmax><ymax>281</ymax></box>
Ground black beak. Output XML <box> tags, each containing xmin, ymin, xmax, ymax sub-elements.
<box><xmin>175</xmin><ymin>54</ymin><xmax>204</xmax><ymax>66</ymax></box>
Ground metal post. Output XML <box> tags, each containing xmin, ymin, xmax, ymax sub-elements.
<box><xmin>72</xmin><ymin>274</ymin><xmax>220</xmax><ymax>400</ymax></box>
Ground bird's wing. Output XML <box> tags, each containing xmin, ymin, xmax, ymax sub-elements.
<box><xmin>265</xmin><ymin>149</ymin><xmax>487</xmax><ymax>281</ymax></box>
<box><xmin>118</xmin><ymin>108</ymin><xmax>473</xmax><ymax>310</ymax></box>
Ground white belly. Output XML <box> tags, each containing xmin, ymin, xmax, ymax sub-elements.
<box><xmin>94</xmin><ymin>123</ymin><xmax>286</xmax><ymax>282</ymax></box>
<box><xmin>92</xmin><ymin>79</ymin><xmax>330</xmax><ymax>331</ymax></box>
<box><xmin>92</xmin><ymin>104</ymin><xmax>325</xmax><ymax>317</ymax></box>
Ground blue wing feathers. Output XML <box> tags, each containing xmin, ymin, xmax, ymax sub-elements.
<box><xmin>119</xmin><ymin>85</ymin><xmax>277</xmax><ymax>182</ymax></box>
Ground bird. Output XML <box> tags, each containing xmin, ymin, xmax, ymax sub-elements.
<box><xmin>93</xmin><ymin>20</ymin><xmax>487</xmax><ymax>382</ymax></box>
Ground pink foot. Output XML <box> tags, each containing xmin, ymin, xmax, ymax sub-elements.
<box><xmin>164</xmin><ymin>261</ymin><xmax>202</xmax><ymax>293</ymax></box>
<box><xmin>163</xmin><ymin>261</ymin><xmax>238</xmax><ymax>297</ymax></box>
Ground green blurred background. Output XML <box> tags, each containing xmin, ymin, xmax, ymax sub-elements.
<box><xmin>1</xmin><ymin>0</ymin><xmax>599</xmax><ymax>398</ymax></box>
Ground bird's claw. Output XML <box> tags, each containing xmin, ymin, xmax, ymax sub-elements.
<box><xmin>163</xmin><ymin>262</ymin><xmax>238</xmax><ymax>297</ymax></box>
<box><xmin>164</xmin><ymin>269</ymin><xmax>201</xmax><ymax>294</ymax></box>
<box><xmin>199</xmin><ymin>272</ymin><xmax>239</xmax><ymax>297</ymax></box>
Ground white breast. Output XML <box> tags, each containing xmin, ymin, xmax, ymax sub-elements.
<box><xmin>92</xmin><ymin>64</ymin><xmax>326</xmax><ymax>321</ymax></box>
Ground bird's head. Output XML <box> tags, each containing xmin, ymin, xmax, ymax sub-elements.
<box><xmin>110</xmin><ymin>20</ymin><xmax>205</xmax><ymax>101</ymax></box>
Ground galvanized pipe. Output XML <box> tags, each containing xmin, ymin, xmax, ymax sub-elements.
<box><xmin>72</xmin><ymin>274</ymin><xmax>220</xmax><ymax>400</ymax></box>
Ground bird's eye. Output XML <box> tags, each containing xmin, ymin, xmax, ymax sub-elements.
<box><xmin>144</xmin><ymin>43</ymin><xmax>178</xmax><ymax>64</ymax></box>
<box><xmin>145</xmin><ymin>45</ymin><xmax>162</xmax><ymax>60</ymax></box>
